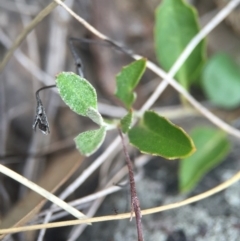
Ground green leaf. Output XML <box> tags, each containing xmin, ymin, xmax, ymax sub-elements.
<box><xmin>74</xmin><ymin>127</ymin><xmax>106</xmax><ymax>156</ymax></box>
<box><xmin>128</xmin><ymin>111</ymin><xmax>195</xmax><ymax>159</ymax></box>
<box><xmin>120</xmin><ymin>111</ymin><xmax>133</xmax><ymax>133</ymax></box>
<box><xmin>202</xmin><ymin>53</ymin><xmax>240</xmax><ymax>109</ymax></box>
<box><xmin>115</xmin><ymin>58</ymin><xmax>146</xmax><ymax>109</ymax></box>
<box><xmin>56</xmin><ymin>72</ymin><xmax>97</xmax><ymax>116</ymax></box>
<box><xmin>86</xmin><ymin>107</ymin><xmax>103</xmax><ymax>126</ymax></box>
<box><xmin>179</xmin><ymin>127</ymin><xmax>230</xmax><ymax>193</ymax></box>
<box><xmin>154</xmin><ymin>0</ymin><xmax>205</xmax><ymax>89</ymax></box>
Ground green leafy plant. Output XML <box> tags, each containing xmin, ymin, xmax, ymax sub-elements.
<box><xmin>202</xmin><ymin>53</ymin><xmax>240</xmax><ymax>109</ymax></box>
<box><xmin>154</xmin><ymin>0</ymin><xmax>233</xmax><ymax>194</ymax></box>
<box><xmin>56</xmin><ymin>72</ymin><xmax>106</xmax><ymax>156</ymax></box>
<box><xmin>177</xmin><ymin>52</ymin><xmax>240</xmax><ymax>193</ymax></box>
<box><xmin>56</xmin><ymin>61</ymin><xmax>195</xmax><ymax>158</ymax></box>
<box><xmin>42</xmin><ymin>0</ymin><xmax>234</xmax><ymax>199</ymax></box>
<box><xmin>179</xmin><ymin>127</ymin><xmax>230</xmax><ymax>193</ymax></box>
<box><xmin>55</xmin><ymin>58</ymin><xmax>196</xmax><ymax>241</ymax></box>
<box><xmin>75</xmin><ymin>127</ymin><xmax>106</xmax><ymax>156</ymax></box>
<box><xmin>154</xmin><ymin>0</ymin><xmax>206</xmax><ymax>89</ymax></box>
<box><xmin>52</xmin><ymin>0</ymin><xmax>233</xmax><ymax>205</ymax></box>
<box><xmin>56</xmin><ymin>72</ymin><xmax>98</xmax><ymax>116</ymax></box>
<box><xmin>115</xmin><ymin>58</ymin><xmax>147</xmax><ymax>109</ymax></box>
<box><xmin>128</xmin><ymin>111</ymin><xmax>195</xmax><ymax>159</ymax></box>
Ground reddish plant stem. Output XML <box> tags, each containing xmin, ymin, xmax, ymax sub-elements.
<box><xmin>118</xmin><ymin>129</ymin><xmax>144</xmax><ymax>241</ymax></box>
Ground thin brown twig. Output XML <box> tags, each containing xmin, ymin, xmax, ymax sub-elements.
<box><xmin>0</xmin><ymin>164</ymin><xmax>88</xmax><ymax>220</ymax></box>
<box><xmin>118</xmin><ymin>129</ymin><xmax>143</xmax><ymax>241</ymax></box>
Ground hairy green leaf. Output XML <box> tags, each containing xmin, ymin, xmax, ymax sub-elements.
<box><xmin>128</xmin><ymin>111</ymin><xmax>195</xmax><ymax>159</ymax></box>
<box><xmin>120</xmin><ymin>111</ymin><xmax>133</xmax><ymax>133</ymax></box>
<box><xmin>155</xmin><ymin>0</ymin><xmax>205</xmax><ymax>88</ymax></box>
<box><xmin>74</xmin><ymin>127</ymin><xmax>106</xmax><ymax>156</ymax></box>
<box><xmin>86</xmin><ymin>107</ymin><xmax>103</xmax><ymax>126</ymax></box>
<box><xmin>56</xmin><ymin>72</ymin><xmax>97</xmax><ymax>116</ymax></box>
<box><xmin>179</xmin><ymin>127</ymin><xmax>230</xmax><ymax>193</ymax></box>
<box><xmin>115</xmin><ymin>58</ymin><xmax>146</xmax><ymax>109</ymax></box>
<box><xmin>202</xmin><ymin>53</ymin><xmax>240</xmax><ymax>109</ymax></box>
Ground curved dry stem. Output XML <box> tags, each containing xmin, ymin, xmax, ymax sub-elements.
<box><xmin>53</xmin><ymin>0</ymin><xmax>108</xmax><ymax>40</ymax></box>
<box><xmin>0</xmin><ymin>164</ymin><xmax>88</xmax><ymax>221</ymax></box>
<box><xmin>1</xmin><ymin>169</ymin><xmax>240</xmax><ymax>234</ymax></box>
<box><xmin>0</xmin><ymin>1</ymin><xmax>59</xmax><ymax>73</ymax></box>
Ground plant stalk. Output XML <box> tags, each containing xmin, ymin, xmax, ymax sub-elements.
<box><xmin>118</xmin><ymin>129</ymin><xmax>143</xmax><ymax>241</ymax></box>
